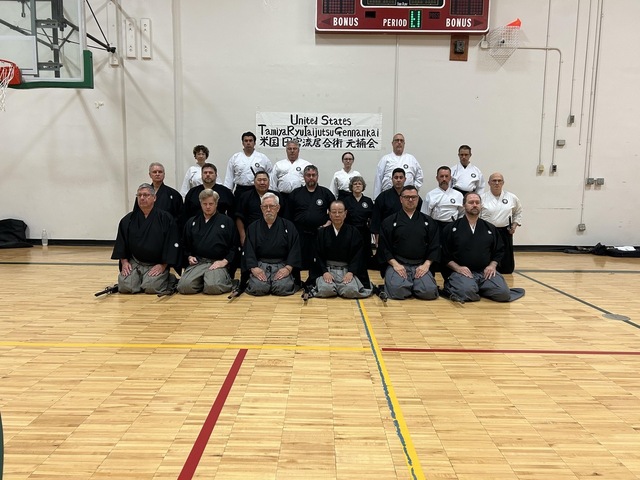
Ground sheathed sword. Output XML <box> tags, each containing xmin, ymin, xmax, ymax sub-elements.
<box><xmin>301</xmin><ymin>284</ymin><xmax>312</xmax><ymax>303</ymax></box>
<box><xmin>95</xmin><ymin>284</ymin><xmax>118</xmax><ymax>297</ymax></box>
<box><xmin>373</xmin><ymin>284</ymin><xmax>388</xmax><ymax>303</ymax></box>
<box><xmin>228</xmin><ymin>279</ymin><xmax>243</xmax><ymax>300</ymax></box>
<box><xmin>157</xmin><ymin>285</ymin><xmax>177</xmax><ymax>297</ymax></box>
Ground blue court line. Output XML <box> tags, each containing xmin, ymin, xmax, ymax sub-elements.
<box><xmin>516</xmin><ymin>271</ymin><xmax>640</xmax><ymax>330</ymax></box>
<box><xmin>356</xmin><ymin>299</ymin><xmax>424</xmax><ymax>480</ymax></box>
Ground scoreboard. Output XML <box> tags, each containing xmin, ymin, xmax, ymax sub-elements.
<box><xmin>316</xmin><ymin>0</ymin><xmax>490</xmax><ymax>34</ymax></box>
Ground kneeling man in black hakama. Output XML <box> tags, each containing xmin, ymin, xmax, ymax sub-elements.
<box><xmin>378</xmin><ymin>185</ymin><xmax>440</xmax><ymax>300</ymax></box>
<box><xmin>308</xmin><ymin>200</ymin><xmax>372</xmax><ymax>299</ymax></box>
<box><xmin>441</xmin><ymin>192</ymin><xmax>525</xmax><ymax>302</ymax></box>
<box><xmin>111</xmin><ymin>183</ymin><xmax>180</xmax><ymax>294</ymax></box>
<box><xmin>242</xmin><ymin>193</ymin><xmax>302</xmax><ymax>296</ymax></box>
<box><xmin>177</xmin><ymin>189</ymin><xmax>239</xmax><ymax>295</ymax></box>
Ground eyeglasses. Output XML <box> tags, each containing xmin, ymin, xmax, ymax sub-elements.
<box><xmin>261</xmin><ymin>204</ymin><xmax>278</xmax><ymax>210</ymax></box>
<box><xmin>401</xmin><ymin>195</ymin><xmax>419</xmax><ymax>200</ymax></box>
<box><xmin>490</xmin><ymin>179</ymin><xmax>504</xmax><ymax>183</ymax></box>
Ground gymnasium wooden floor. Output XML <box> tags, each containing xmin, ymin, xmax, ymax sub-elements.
<box><xmin>1</xmin><ymin>247</ymin><xmax>639</xmax><ymax>480</ymax></box>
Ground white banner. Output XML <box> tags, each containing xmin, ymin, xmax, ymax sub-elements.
<box><xmin>256</xmin><ymin>112</ymin><xmax>382</xmax><ymax>150</ymax></box>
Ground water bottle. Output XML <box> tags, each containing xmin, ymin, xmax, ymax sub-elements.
<box><xmin>41</xmin><ymin>229</ymin><xmax>48</xmax><ymax>247</ymax></box>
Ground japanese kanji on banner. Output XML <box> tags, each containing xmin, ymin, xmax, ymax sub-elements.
<box><xmin>256</xmin><ymin>112</ymin><xmax>382</xmax><ymax>150</ymax></box>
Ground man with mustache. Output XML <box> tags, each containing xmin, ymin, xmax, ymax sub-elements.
<box><xmin>421</xmin><ymin>165</ymin><xmax>464</xmax><ymax>231</ymax></box>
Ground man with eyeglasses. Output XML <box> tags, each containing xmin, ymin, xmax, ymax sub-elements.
<box><xmin>111</xmin><ymin>183</ymin><xmax>180</xmax><ymax>294</ymax></box>
<box><xmin>242</xmin><ymin>192</ymin><xmax>302</xmax><ymax>296</ymax></box>
<box><xmin>450</xmin><ymin>145</ymin><xmax>485</xmax><ymax>195</ymax></box>
<box><xmin>441</xmin><ymin>192</ymin><xmax>524</xmax><ymax>302</ymax></box>
<box><xmin>373</xmin><ymin>133</ymin><xmax>424</xmax><ymax>198</ymax></box>
<box><xmin>377</xmin><ymin>185</ymin><xmax>440</xmax><ymax>300</ymax></box>
<box><xmin>234</xmin><ymin>170</ymin><xmax>281</xmax><ymax>246</ymax></box>
<box><xmin>480</xmin><ymin>172</ymin><xmax>522</xmax><ymax>274</ymax></box>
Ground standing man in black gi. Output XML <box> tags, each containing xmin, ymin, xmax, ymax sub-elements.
<box><xmin>288</xmin><ymin>165</ymin><xmax>334</xmax><ymax>282</ymax></box>
<box><xmin>370</xmin><ymin>168</ymin><xmax>423</xmax><ymax>245</ymax></box>
<box><xmin>183</xmin><ymin>163</ymin><xmax>235</xmax><ymax>223</ymax></box>
<box><xmin>146</xmin><ymin>162</ymin><xmax>182</xmax><ymax>221</ymax></box>
<box><xmin>111</xmin><ymin>183</ymin><xmax>180</xmax><ymax>294</ymax></box>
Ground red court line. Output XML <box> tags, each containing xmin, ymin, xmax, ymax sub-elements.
<box><xmin>178</xmin><ymin>349</ymin><xmax>248</xmax><ymax>480</ymax></box>
<box><xmin>382</xmin><ymin>347</ymin><xmax>640</xmax><ymax>356</ymax></box>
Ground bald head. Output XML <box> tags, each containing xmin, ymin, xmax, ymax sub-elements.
<box><xmin>488</xmin><ymin>172</ymin><xmax>505</xmax><ymax>195</ymax></box>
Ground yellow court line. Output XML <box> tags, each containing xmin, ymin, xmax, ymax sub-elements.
<box><xmin>0</xmin><ymin>341</ymin><xmax>368</xmax><ymax>352</ymax></box>
<box><xmin>357</xmin><ymin>300</ymin><xmax>425</xmax><ymax>480</ymax></box>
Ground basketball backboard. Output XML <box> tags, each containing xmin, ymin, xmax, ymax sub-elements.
<box><xmin>0</xmin><ymin>0</ymin><xmax>93</xmax><ymax>88</ymax></box>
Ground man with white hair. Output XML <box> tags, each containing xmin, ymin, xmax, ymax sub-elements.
<box><xmin>242</xmin><ymin>192</ymin><xmax>302</xmax><ymax>296</ymax></box>
<box><xmin>480</xmin><ymin>172</ymin><xmax>523</xmax><ymax>274</ymax></box>
<box><xmin>269</xmin><ymin>139</ymin><xmax>311</xmax><ymax>218</ymax></box>
<box><xmin>146</xmin><ymin>162</ymin><xmax>182</xmax><ymax>220</ymax></box>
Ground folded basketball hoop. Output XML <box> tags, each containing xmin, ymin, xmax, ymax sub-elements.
<box><xmin>487</xmin><ymin>18</ymin><xmax>521</xmax><ymax>62</ymax></box>
<box><xmin>0</xmin><ymin>59</ymin><xmax>21</xmax><ymax>111</ymax></box>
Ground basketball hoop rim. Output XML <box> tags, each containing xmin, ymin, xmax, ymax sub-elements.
<box><xmin>0</xmin><ymin>59</ymin><xmax>22</xmax><ymax>86</ymax></box>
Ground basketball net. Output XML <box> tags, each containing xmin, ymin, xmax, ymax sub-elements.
<box><xmin>0</xmin><ymin>60</ymin><xmax>17</xmax><ymax>111</ymax></box>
